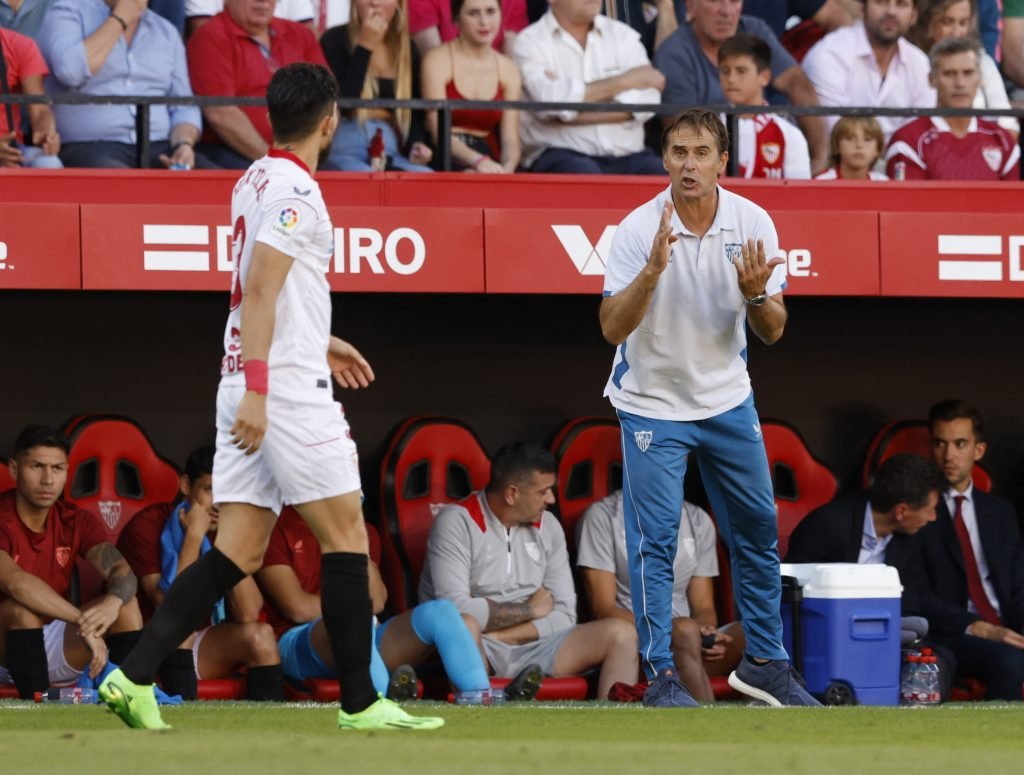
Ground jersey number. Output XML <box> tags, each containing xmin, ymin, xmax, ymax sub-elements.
<box><xmin>229</xmin><ymin>215</ymin><xmax>247</xmax><ymax>311</ymax></box>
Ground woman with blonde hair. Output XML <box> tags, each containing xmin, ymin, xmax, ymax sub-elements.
<box><xmin>909</xmin><ymin>0</ymin><xmax>1017</xmax><ymax>135</ymax></box>
<box><xmin>322</xmin><ymin>0</ymin><xmax>434</xmax><ymax>171</ymax></box>
<box><xmin>421</xmin><ymin>0</ymin><xmax>522</xmax><ymax>172</ymax></box>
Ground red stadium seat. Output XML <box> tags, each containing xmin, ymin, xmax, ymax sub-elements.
<box><xmin>0</xmin><ymin>456</ymin><xmax>13</xmax><ymax>492</ymax></box>
<box><xmin>196</xmin><ymin>678</ymin><xmax>246</xmax><ymax>700</ymax></box>
<box><xmin>761</xmin><ymin>420</ymin><xmax>839</xmax><ymax>558</ymax></box>
<box><xmin>549</xmin><ymin>417</ymin><xmax>622</xmax><ymax>555</ymax></box>
<box><xmin>862</xmin><ymin>419</ymin><xmax>992</xmax><ymax>491</ymax></box>
<box><xmin>378</xmin><ymin>417</ymin><xmax>490</xmax><ymax>612</ymax></box>
<box><xmin>61</xmin><ymin>415</ymin><xmax>180</xmax><ymax>604</ymax></box>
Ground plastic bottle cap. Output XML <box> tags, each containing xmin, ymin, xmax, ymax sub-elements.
<box><xmin>33</xmin><ymin>692</ymin><xmax>42</xmax><ymax>703</ymax></box>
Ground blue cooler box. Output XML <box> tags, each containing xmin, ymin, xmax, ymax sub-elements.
<box><xmin>780</xmin><ymin>563</ymin><xmax>902</xmax><ymax>706</ymax></box>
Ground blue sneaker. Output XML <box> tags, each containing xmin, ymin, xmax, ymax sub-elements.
<box><xmin>642</xmin><ymin>668</ymin><xmax>699</xmax><ymax>708</ymax></box>
<box><xmin>728</xmin><ymin>658</ymin><xmax>823</xmax><ymax>707</ymax></box>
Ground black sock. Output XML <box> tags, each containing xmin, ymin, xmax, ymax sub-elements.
<box><xmin>246</xmin><ymin>664</ymin><xmax>285</xmax><ymax>701</ymax></box>
<box><xmin>6</xmin><ymin>629</ymin><xmax>48</xmax><ymax>699</ymax></box>
<box><xmin>158</xmin><ymin>649</ymin><xmax>197</xmax><ymax>700</ymax></box>
<box><xmin>105</xmin><ymin>630</ymin><xmax>142</xmax><ymax>665</ymax></box>
<box><xmin>320</xmin><ymin>552</ymin><xmax>376</xmax><ymax>714</ymax></box>
<box><xmin>120</xmin><ymin>548</ymin><xmax>246</xmax><ymax>684</ymax></box>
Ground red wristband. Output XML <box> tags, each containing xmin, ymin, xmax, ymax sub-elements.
<box><xmin>244</xmin><ymin>359</ymin><xmax>268</xmax><ymax>395</ymax></box>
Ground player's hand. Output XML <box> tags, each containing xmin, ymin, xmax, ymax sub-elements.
<box><xmin>231</xmin><ymin>391</ymin><xmax>268</xmax><ymax>454</ymax></box>
<box><xmin>356</xmin><ymin>7</ymin><xmax>389</xmax><ymax>49</ymax></box>
<box><xmin>646</xmin><ymin>201</ymin><xmax>678</xmax><ymax>276</ymax></box>
<box><xmin>968</xmin><ymin>620</ymin><xmax>1024</xmax><ymax>649</ymax></box>
<box><xmin>327</xmin><ymin>336</ymin><xmax>375</xmax><ymax>389</ymax></box>
<box><xmin>182</xmin><ymin>499</ymin><xmax>216</xmax><ymax>536</ymax></box>
<box><xmin>733</xmin><ymin>238</ymin><xmax>783</xmax><ymax>301</ymax></box>
<box><xmin>699</xmin><ymin>623</ymin><xmax>731</xmax><ymax>663</ymax></box>
<box><xmin>527</xmin><ymin>586</ymin><xmax>554</xmax><ymax>619</ymax></box>
<box><xmin>0</xmin><ymin>132</ymin><xmax>24</xmax><ymax>167</ymax></box>
<box><xmin>78</xmin><ymin>595</ymin><xmax>121</xmax><ymax>638</ymax></box>
<box><xmin>82</xmin><ymin>631</ymin><xmax>109</xmax><ymax>679</ymax></box>
<box><xmin>409</xmin><ymin>142</ymin><xmax>433</xmax><ymax>166</ymax></box>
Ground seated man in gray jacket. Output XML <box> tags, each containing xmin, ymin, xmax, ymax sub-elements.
<box><xmin>419</xmin><ymin>442</ymin><xmax>639</xmax><ymax>700</ymax></box>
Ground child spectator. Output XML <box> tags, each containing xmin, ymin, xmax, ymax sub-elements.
<box><xmin>718</xmin><ymin>34</ymin><xmax>810</xmax><ymax>179</ymax></box>
<box><xmin>814</xmin><ymin>116</ymin><xmax>889</xmax><ymax>179</ymax></box>
<box><xmin>909</xmin><ymin>0</ymin><xmax>1017</xmax><ymax>135</ymax></box>
<box><xmin>421</xmin><ymin>0</ymin><xmax>522</xmax><ymax>172</ymax></box>
<box><xmin>0</xmin><ymin>26</ymin><xmax>60</xmax><ymax>168</ymax></box>
<box><xmin>322</xmin><ymin>0</ymin><xmax>434</xmax><ymax>171</ymax></box>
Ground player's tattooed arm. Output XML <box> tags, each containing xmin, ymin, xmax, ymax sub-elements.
<box><xmin>85</xmin><ymin>542</ymin><xmax>138</xmax><ymax>605</ymax></box>
<box><xmin>484</xmin><ymin>600</ymin><xmax>535</xmax><ymax>631</ymax></box>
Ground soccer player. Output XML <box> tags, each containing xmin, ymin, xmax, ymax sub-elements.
<box><xmin>0</xmin><ymin>425</ymin><xmax>142</xmax><ymax>698</ymax></box>
<box><xmin>98</xmin><ymin>63</ymin><xmax>443</xmax><ymax>731</ymax></box>
<box><xmin>116</xmin><ymin>445</ymin><xmax>284</xmax><ymax>701</ymax></box>
<box><xmin>599</xmin><ymin>108</ymin><xmax>820</xmax><ymax>708</ymax></box>
<box><xmin>717</xmin><ymin>34</ymin><xmax>811</xmax><ymax>180</ymax></box>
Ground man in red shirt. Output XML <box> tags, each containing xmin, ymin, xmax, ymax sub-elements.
<box><xmin>117</xmin><ymin>445</ymin><xmax>283</xmax><ymax>701</ymax></box>
<box><xmin>0</xmin><ymin>26</ymin><xmax>61</xmax><ymax>168</ymax></box>
<box><xmin>886</xmin><ymin>36</ymin><xmax>1020</xmax><ymax>181</ymax></box>
<box><xmin>186</xmin><ymin>0</ymin><xmax>329</xmax><ymax>168</ymax></box>
<box><xmin>0</xmin><ymin>425</ymin><xmax>142</xmax><ymax>698</ymax></box>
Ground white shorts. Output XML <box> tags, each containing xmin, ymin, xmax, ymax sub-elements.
<box><xmin>214</xmin><ymin>375</ymin><xmax>362</xmax><ymax>514</ymax></box>
<box><xmin>192</xmin><ymin>625</ymin><xmax>213</xmax><ymax>680</ymax></box>
<box><xmin>481</xmin><ymin>628</ymin><xmax>574</xmax><ymax>678</ymax></box>
<box><xmin>0</xmin><ymin>620</ymin><xmax>83</xmax><ymax>687</ymax></box>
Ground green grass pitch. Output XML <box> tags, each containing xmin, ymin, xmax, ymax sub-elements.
<box><xmin>2</xmin><ymin>701</ymin><xmax>1023</xmax><ymax>774</ymax></box>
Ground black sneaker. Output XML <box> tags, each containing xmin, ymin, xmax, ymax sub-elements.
<box><xmin>505</xmin><ymin>663</ymin><xmax>544</xmax><ymax>701</ymax></box>
<box><xmin>728</xmin><ymin>658</ymin><xmax>823</xmax><ymax>707</ymax></box>
<box><xmin>387</xmin><ymin>664</ymin><xmax>419</xmax><ymax>701</ymax></box>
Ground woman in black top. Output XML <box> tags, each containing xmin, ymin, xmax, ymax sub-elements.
<box><xmin>322</xmin><ymin>0</ymin><xmax>433</xmax><ymax>171</ymax></box>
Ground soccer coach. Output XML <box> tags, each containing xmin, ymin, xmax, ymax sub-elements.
<box><xmin>599</xmin><ymin>108</ymin><xmax>819</xmax><ymax>708</ymax></box>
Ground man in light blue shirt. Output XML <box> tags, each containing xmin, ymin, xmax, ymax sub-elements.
<box><xmin>40</xmin><ymin>0</ymin><xmax>206</xmax><ymax>168</ymax></box>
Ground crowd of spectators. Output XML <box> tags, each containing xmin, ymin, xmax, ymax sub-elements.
<box><xmin>1</xmin><ymin>0</ymin><xmax>1022</xmax><ymax>178</ymax></box>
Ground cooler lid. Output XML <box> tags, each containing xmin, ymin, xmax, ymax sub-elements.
<box><xmin>780</xmin><ymin>562</ymin><xmax>903</xmax><ymax>599</ymax></box>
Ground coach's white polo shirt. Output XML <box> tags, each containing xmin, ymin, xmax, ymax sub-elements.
<box><xmin>603</xmin><ymin>185</ymin><xmax>786</xmax><ymax>422</ymax></box>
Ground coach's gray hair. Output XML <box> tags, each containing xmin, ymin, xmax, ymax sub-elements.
<box><xmin>929</xmin><ymin>36</ymin><xmax>982</xmax><ymax>71</ymax></box>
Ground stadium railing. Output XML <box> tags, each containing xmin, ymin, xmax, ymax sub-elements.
<box><xmin>2</xmin><ymin>93</ymin><xmax>1023</xmax><ymax>178</ymax></box>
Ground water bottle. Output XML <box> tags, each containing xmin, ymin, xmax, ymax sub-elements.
<box><xmin>920</xmin><ymin>656</ymin><xmax>941</xmax><ymax>705</ymax></box>
<box><xmin>900</xmin><ymin>654</ymin><xmax>921</xmax><ymax>704</ymax></box>
<box><xmin>455</xmin><ymin>687</ymin><xmax>507</xmax><ymax>706</ymax></box>
<box><xmin>34</xmin><ymin>687</ymin><xmax>98</xmax><ymax>704</ymax></box>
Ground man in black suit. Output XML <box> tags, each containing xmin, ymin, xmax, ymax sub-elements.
<box><xmin>921</xmin><ymin>400</ymin><xmax>1024</xmax><ymax>701</ymax></box>
<box><xmin>785</xmin><ymin>452</ymin><xmax>955</xmax><ymax>698</ymax></box>
<box><xmin>786</xmin><ymin>453</ymin><xmax>945</xmax><ymax>622</ymax></box>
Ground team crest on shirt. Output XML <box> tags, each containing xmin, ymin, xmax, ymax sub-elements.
<box><xmin>981</xmin><ymin>147</ymin><xmax>1002</xmax><ymax>172</ymax></box>
<box><xmin>724</xmin><ymin>243</ymin><xmax>743</xmax><ymax>264</ymax></box>
<box><xmin>273</xmin><ymin>207</ymin><xmax>300</xmax><ymax>237</ymax></box>
<box><xmin>98</xmin><ymin>500</ymin><xmax>122</xmax><ymax>530</ymax></box>
<box><xmin>760</xmin><ymin>143</ymin><xmax>781</xmax><ymax>164</ymax></box>
<box><xmin>55</xmin><ymin>547</ymin><xmax>71</xmax><ymax>568</ymax></box>
<box><xmin>525</xmin><ymin>541</ymin><xmax>541</xmax><ymax>563</ymax></box>
<box><xmin>634</xmin><ymin>430</ymin><xmax>653</xmax><ymax>452</ymax></box>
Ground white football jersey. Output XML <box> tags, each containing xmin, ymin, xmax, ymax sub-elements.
<box><xmin>220</xmin><ymin>150</ymin><xmax>334</xmax><ymax>387</ymax></box>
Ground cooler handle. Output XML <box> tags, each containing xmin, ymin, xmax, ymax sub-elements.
<box><xmin>849</xmin><ymin>611</ymin><xmax>891</xmax><ymax>640</ymax></box>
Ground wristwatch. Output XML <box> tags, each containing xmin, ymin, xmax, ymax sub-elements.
<box><xmin>744</xmin><ymin>292</ymin><xmax>768</xmax><ymax>307</ymax></box>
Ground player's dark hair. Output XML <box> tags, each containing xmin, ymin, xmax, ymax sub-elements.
<box><xmin>928</xmin><ymin>35</ymin><xmax>982</xmax><ymax>70</ymax></box>
<box><xmin>13</xmin><ymin>424</ymin><xmax>70</xmax><ymax>458</ymax></box>
<box><xmin>928</xmin><ymin>399</ymin><xmax>985</xmax><ymax>442</ymax></box>
<box><xmin>718</xmin><ymin>33</ymin><xmax>772</xmax><ymax>71</ymax></box>
<box><xmin>184</xmin><ymin>444</ymin><xmax>216</xmax><ymax>484</ymax></box>
<box><xmin>868</xmin><ymin>453</ymin><xmax>946</xmax><ymax>512</ymax></box>
<box><xmin>662</xmin><ymin>108</ymin><xmax>730</xmax><ymax>155</ymax></box>
<box><xmin>267</xmin><ymin>63</ymin><xmax>339</xmax><ymax>144</ymax></box>
<box><xmin>487</xmin><ymin>442</ymin><xmax>556</xmax><ymax>493</ymax></box>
